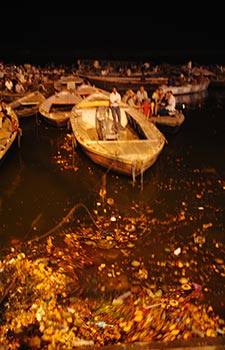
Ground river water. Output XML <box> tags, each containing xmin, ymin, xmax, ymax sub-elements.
<box><xmin>0</xmin><ymin>85</ymin><xmax>225</xmax><ymax>325</ymax></box>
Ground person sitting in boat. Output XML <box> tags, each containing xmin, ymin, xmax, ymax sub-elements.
<box><xmin>151</xmin><ymin>87</ymin><xmax>165</xmax><ymax>116</ymax></box>
<box><xmin>142</xmin><ymin>97</ymin><xmax>152</xmax><ymax>118</ymax></box>
<box><xmin>158</xmin><ymin>90</ymin><xmax>176</xmax><ymax>116</ymax></box>
<box><xmin>0</xmin><ymin>101</ymin><xmax>10</xmax><ymax>119</ymax></box>
<box><xmin>109</xmin><ymin>86</ymin><xmax>123</xmax><ymax>131</ymax></box>
<box><xmin>0</xmin><ymin>101</ymin><xmax>18</xmax><ymax>131</ymax></box>
<box><xmin>125</xmin><ymin>90</ymin><xmax>139</xmax><ymax>109</ymax></box>
<box><xmin>136</xmin><ymin>85</ymin><xmax>148</xmax><ymax>105</ymax></box>
<box><xmin>4</xmin><ymin>77</ymin><xmax>14</xmax><ymax>92</ymax></box>
<box><xmin>15</xmin><ymin>80</ymin><xmax>26</xmax><ymax>94</ymax></box>
<box><xmin>122</xmin><ymin>89</ymin><xmax>133</xmax><ymax>103</ymax></box>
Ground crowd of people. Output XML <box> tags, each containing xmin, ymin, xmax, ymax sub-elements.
<box><xmin>122</xmin><ymin>85</ymin><xmax>177</xmax><ymax>118</ymax></box>
<box><xmin>108</xmin><ymin>84</ymin><xmax>177</xmax><ymax>132</ymax></box>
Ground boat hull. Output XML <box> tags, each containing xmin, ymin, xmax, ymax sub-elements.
<box><xmin>150</xmin><ymin>111</ymin><xmax>185</xmax><ymax>134</ymax></box>
<box><xmin>0</xmin><ymin>108</ymin><xmax>20</xmax><ymax>164</ymax></box>
<box><xmin>81</xmin><ymin>74</ymin><xmax>168</xmax><ymax>92</ymax></box>
<box><xmin>160</xmin><ymin>78</ymin><xmax>210</xmax><ymax>95</ymax></box>
<box><xmin>78</xmin><ymin>141</ymin><xmax>161</xmax><ymax>177</ymax></box>
<box><xmin>39</xmin><ymin>90</ymin><xmax>82</xmax><ymax>128</ymax></box>
<box><xmin>9</xmin><ymin>91</ymin><xmax>46</xmax><ymax>119</ymax></box>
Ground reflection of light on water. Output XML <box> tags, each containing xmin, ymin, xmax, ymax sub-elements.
<box><xmin>175</xmin><ymin>90</ymin><xmax>208</xmax><ymax>109</ymax></box>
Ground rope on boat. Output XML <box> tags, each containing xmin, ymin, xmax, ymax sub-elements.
<box><xmin>27</xmin><ymin>202</ymin><xmax>103</xmax><ymax>244</ymax></box>
<box><xmin>71</xmin><ymin>133</ymin><xmax>77</xmax><ymax>169</ymax></box>
<box><xmin>67</xmin><ymin>119</ymin><xmax>71</xmax><ymax>130</ymax></box>
<box><xmin>17</xmin><ymin>128</ymin><xmax>22</xmax><ymax>149</ymax></box>
<box><xmin>140</xmin><ymin>160</ymin><xmax>144</xmax><ymax>191</ymax></box>
<box><xmin>132</xmin><ymin>160</ymin><xmax>136</xmax><ymax>186</ymax></box>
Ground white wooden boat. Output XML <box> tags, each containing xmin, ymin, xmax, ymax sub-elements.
<box><xmin>70</xmin><ymin>92</ymin><xmax>166</xmax><ymax>179</ymax></box>
<box><xmin>39</xmin><ymin>84</ymin><xmax>110</xmax><ymax>128</ymax></box>
<box><xmin>8</xmin><ymin>90</ymin><xmax>46</xmax><ymax>119</ymax></box>
<box><xmin>0</xmin><ymin>104</ymin><xmax>21</xmax><ymax>163</ymax></box>
<box><xmin>159</xmin><ymin>78</ymin><xmax>210</xmax><ymax>95</ymax></box>
<box><xmin>38</xmin><ymin>90</ymin><xmax>83</xmax><ymax>128</ymax></box>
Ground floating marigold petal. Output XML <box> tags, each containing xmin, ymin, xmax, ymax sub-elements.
<box><xmin>169</xmin><ymin>299</ymin><xmax>179</xmax><ymax>307</ymax></box>
<box><xmin>179</xmin><ymin>277</ymin><xmax>189</xmax><ymax>284</ymax></box>
<box><xmin>182</xmin><ymin>283</ymin><xmax>192</xmax><ymax>290</ymax></box>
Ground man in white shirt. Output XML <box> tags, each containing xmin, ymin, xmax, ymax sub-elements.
<box><xmin>5</xmin><ymin>77</ymin><xmax>13</xmax><ymax>92</ymax></box>
<box><xmin>109</xmin><ymin>86</ymin><xmax>122</xmax><ymax>131</ymax></box>
<box><xmin>165</xmin><ymin>90</ymin><xmax>176</xmax><ymax>113</ymax></box>
<box><xmin>136</xmin><ymin>85</ymin><xmax>148</xmax><ymax>104</ymax></box>
<box><xmin>158</xmin><ymin>90</ymin><xmax>176</xmax><ymax>115</ymax></box>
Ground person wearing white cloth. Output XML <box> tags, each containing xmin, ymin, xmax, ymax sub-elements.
<box><xmin>165</xmin><ymin>90</ymin><xmax>176</xmax><ymax>113</ymax></box>
<box><xmin>159</xmin><ymin>90</ymin><xmax>176</xmax><ymax>116</ymax></box>
<box><xmin>109</xmin><ymin>86</ymin><xmax>122</xmax><ymax>131</ymax></box>
<box><xmin>136</xmin><ymin>85</ymin><xmax>148</xmax><ymax>105</ymax></box>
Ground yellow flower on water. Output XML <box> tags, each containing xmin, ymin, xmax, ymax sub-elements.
<box><xmin>131</xmin><ymin>260</ymin><xmax>140</xmax><ymax>267</ymax></box>
<box><xmin>120</xmin><ymin>321</ymin><xmax>133</xmax><ymax>332</ymax></box>
<box><xmin>169</xmin><ymin>299</ymin><xmax>179</xmax><ymax>307</ymax></box>
<box><xmin>171</xmin><ymin>329</ymin><xmax>180</xmax><ymax>336</ymax></box>
<box><xmin>134</xmin><ymin>310</ymin><xmax>143</xmax><ymax>322</ymax></box>
<box><xmin>182</xmin><ymin>283</ymin><xmax>192</xmax><ymax>291</ymax></box>
<box><xmin>179</xmin><ymin>277</ymin><xmax>189</xmax><ymax>284</ymax></box>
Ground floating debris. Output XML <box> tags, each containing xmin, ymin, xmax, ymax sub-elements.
<box><xmin>0</xmin><ymin>227</ymin><xmax>224</xmax><ymax>349</ymax></box>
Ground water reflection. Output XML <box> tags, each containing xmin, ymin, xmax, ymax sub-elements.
<box><xmin>0</xmin><ymin>88</ymin><xmax>225</xmax><ymax>326</ymax></box>
<box><xmin>176</xmin><ymin>90</ymin><xmax>208</xmax><ymax>110</ymax></box>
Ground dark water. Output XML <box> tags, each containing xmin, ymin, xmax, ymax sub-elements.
<box><xmin>0</xmin><ymin>86</ymin><xmax>225</xmax><ymax>322</ymax></box>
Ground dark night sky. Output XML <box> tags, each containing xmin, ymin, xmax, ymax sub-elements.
<box><xmin>1</xmin><ymin>11</ymin><xmax>224</xmax><ymax>65</ymax></box>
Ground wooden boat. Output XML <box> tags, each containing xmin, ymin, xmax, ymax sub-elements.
<box><xmin>54</xmin><ymin>75</ymin><xmax>84</xmax><ymax>91</ymax></box>
<box><xmin>70</xmin><ymin>92</ymin><xmax>166</xmax><ymax>179</ymax></box>
<box><xmin>159</xmin><ymin>77</ymin><xmax>210</xmax><ymax>95</ymax></box>
<box><xmin>8</xmin><ymin>90</ymin><xmax>46</xmax><ymax>119</ymax></box>
<box><xmin>79</xmin><ymin>73</ymin><xmax>168</xmax><ymax>93</ymax></box>
<box><xmin>38</xmin><ymin>90</ymin><xmax>83</xmax><ymax>128</ymax></box>
<box><xmin>76</xmin><ymin>84</ymin><xmax>110</xmax><ymax>98</ymax></box>
<box><xmin>0</xmin><ymin>81</ymin><xmax>40</xmax><ymax>103</ymax></box>
<box><xmin>150</xmin><ymin>110</ymin><xmax>185</xmax><ymax>134</ymax></box>
<box><xmin>39</xmin><ymin>85</ymin><xmax>109</xmax><ymax>128</ymax></box>
<box><xmin>210</xmin><ymin>74</ymin><xmax>225</xmax><ymax>88</ymax></box>
<box><xmin>0</xmin><ymin>104</ymin><xmax>21</xmax><ymax>163</ymax></box>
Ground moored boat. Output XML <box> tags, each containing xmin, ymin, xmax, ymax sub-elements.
<box><xmin>70</xmin><ymin>92</ymin><xmax>166</xmax><ymax>180</ymax></box>
<box><xmin>39</xmin><ymin>85</ymin><xmax>109</xmax><ymax>128</ymax></box>
<box><xmin>38</xmin><ymin>90</ymin><xmax>82</xmax><ymax>128</ymax></box>
<box><xmin>0</xmin><ymin>103</ymin><xmax>21</xmax><ymax>164</ymax></box>
<box><xmin>0</xmin><ymin>81</ymin><xmax>40</xmax><ymax>103</ymax></box>
<box><xmin>54</xmin><ymin>75</ymin><xmax>84</xmax><ymax>91</ymax></box>
<box><xmin>159</xmin><ymin>77</ymin><xmax>210</xmax><ymax>95</ymax></box>
<box><xmin>79</xmin><ymin>73</ymin><xmax>168</xmax><ymax>93</ymax></box>
<box><xmin>8</xmin><ymin>90</ymin><xmax>46</xmax><ymax>119</ymax></box>
<box><xmin>150</xmin><ymin>110</ymin><xmax>185</xmax><ymax>134</ymax></box>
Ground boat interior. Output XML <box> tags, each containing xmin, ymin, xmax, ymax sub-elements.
<box><xmin>74</xmin><ymin>105</ymin><xmax>149</xmax><ymax>142</ymax></box>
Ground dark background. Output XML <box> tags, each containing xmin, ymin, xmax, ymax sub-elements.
<box><xmin>1</xmin><ymin>11</ymin><xmax>225</xmax><ymax>65</ymax></box>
